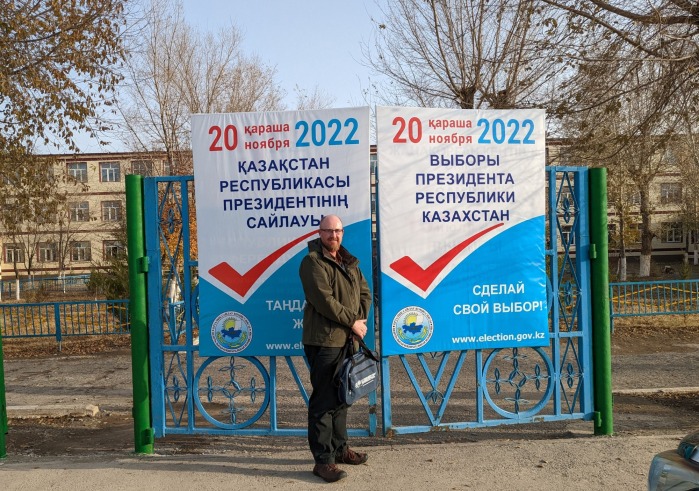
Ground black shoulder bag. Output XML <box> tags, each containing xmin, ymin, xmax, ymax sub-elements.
<box><xmin>334</xmin><ymin>335</ymin><xmax>380</xmax><ymax>405</ymax></box>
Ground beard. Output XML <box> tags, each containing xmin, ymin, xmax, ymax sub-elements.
<box><xmin>321</xmin><ymin>238</ymin><xmax>340</xmax><ymax>253</ymax></box>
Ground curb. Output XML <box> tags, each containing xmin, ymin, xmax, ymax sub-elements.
<box><xmin>7</xmin><ymin>404</ymin><xmax>100</xmax><ymax>419</ymax></box>
<box><xmin>613</xmin><ymin>386</ymin><xmax>699</xmax><ymax>395</ymax></box>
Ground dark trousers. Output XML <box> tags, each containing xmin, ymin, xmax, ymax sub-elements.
<box><xmin>304</xmin><ymin>345</ymin><xmax>349</xmax><ymax>464</ymax></box>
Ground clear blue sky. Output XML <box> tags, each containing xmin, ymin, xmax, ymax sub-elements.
<box><xmin>59</xmin><ymin>0</ymin><xmax>385</xmax><ymax>153</ymax></box>
<box><xmin>181</xmin><ymin>0</ymin><xmax>384</xmax><ymax>109</ymax></box>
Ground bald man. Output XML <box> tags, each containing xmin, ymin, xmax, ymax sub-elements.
<box><xmin>299</xmin><ymin>214</ymin><xmax>371</xmax><ymax>482</ymax></box>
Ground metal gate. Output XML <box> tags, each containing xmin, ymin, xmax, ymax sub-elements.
<box><xmin>380</xmin><ymin>167</ymin><xmax>594</xmax><ymax>434</ymax></box>
<box><xmin>143</xmin><ymin>167</ymin><xmax>593</xmax><ymax>438</ymax></box>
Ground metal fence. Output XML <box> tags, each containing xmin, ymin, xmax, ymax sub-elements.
<box><xmin>1</xmin><ymin>278</ymin><xmax>696</xmax><ymax>345</ymax></box>
<box><xmin>609</xmin><ymin>279</ymin><xmax>699</xmax><ymax>330</ymax></box>
<box><xmin>0</xmin><ymin>275</ymin><xmax>91</xmax><ymax>298</ymax></box>
<box><xmin>0</xmin><ymin>299</ymin><xmax>129</xmax><ymax>348</ymax></box>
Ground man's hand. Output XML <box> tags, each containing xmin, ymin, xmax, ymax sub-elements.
<box><xmin>351</xmin><ymin>319</ymin><xmax>368</xmax><ymax>339</ymax></box>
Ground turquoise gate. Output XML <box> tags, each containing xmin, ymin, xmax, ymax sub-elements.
<box><xmin>143</xmin><ymin>167</ymin><xmax>594</xmax><ymax>438</ymax></box>
<box><xmin>381</xmin><ymin>167</ymin><xmax>594</xmax><ymax>434</ymax></box>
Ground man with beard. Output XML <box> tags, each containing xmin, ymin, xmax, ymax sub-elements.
<box><xmin>299</xmin><ymin>214</ymin><xmax>371</xmax><ymax>482</ymax></box>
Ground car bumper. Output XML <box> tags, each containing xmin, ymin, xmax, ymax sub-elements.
<box><xmin>648</xmin><ymin>450</ymin><xmax>699</xmax><ymax>490</ymax></box>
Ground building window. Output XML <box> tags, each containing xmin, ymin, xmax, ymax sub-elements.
<box><xmin>607</xmin><ymin>223</ymin><xmax>618</xmax><ymax>248</ymax></box>
<box><xmin>69</xmin><ymin>201</ymin><xmax>90</xmax><ymax>222</ymax></box>
<box><xmin>104</xmin><ymin>240</ymin><xmax>124</xmax><ymax>259</ymax></box>
<box><xmin>101</xmin><ymin>200</ymin><xmax>122</xmax><ymax>222</ymax></box>
<box><xmin>35</xmin><ymin>203</ymin><xmax>53</xmax><ymax>224</ymax></box>
<box><xmin>660</xmin><ymin>182</ymin><xmax>682</xmax><ymax>205</ymax></box>
<box><xmin>558</xmin><ymin>187</ymin><xmax>574</xmax><ymax>208</ymax></box>
<box><xmin>131</xmin><ymin>160</ymin><xmax>154</xmax><ymax>176</ymax></box>
<box><xmin>628</xmin><ymin>222</ymin><xmax>642</xmax><ymax>243</ymax></box>
<box><xmin>660</xmin><ymin>222</ymin><xmax>683</xmax><ymax>243</ymax></box>
<box><xmin>70</xmin><ymin>241</ymin><xmax>91</xmax><ymax>261</ymax></box>
<box><xmin>560</xmin><ymin>224</ymin><xmax>575</xmax><ymax>246</ymax></box>
<box><xmin>4</xmin><ymin>244</ymin><xmax>24</xmax><ymax>264</ymax></box>
<box><xmin>38</xmin><ymin>243</ymin><xmax>57</xmax><ymax>262</ymax></box>
<box><xmin>67</xmin><ymin>162</ymin><xmax>88</xmax><ymax>182</ymax></box>
<box><xmin>100</xmin><ymin>161</ymin><xmax>121</xmax><ymax>182</ymax></box>
<box><xmin>2</xmin><ymin>171</ymin><xmax>17</xmax><ymax>186</ymax></box>
<box><xmin>163</xmin><ymin>159</ymin><xmax>174</xmax><ymax>176</ymax></box>
<box><xmin>664</xmin><ymin>148</ymin><xmax>679</xmax><ymax>167</ymax></box>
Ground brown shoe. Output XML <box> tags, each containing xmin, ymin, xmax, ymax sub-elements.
<box><xmin>313</xmin><ymin>463</ymin><xmax>348</xmax><ymax>482</ymax></box>
<box><xmin>335</xmin><ymin>448</ymin><xmax>368</xmax><ymax>465</ymax></box>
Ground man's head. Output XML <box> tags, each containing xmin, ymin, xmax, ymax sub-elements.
<box><xmin>319</xmin><ymin>215</ymin><xmax>344</xmax><ymax>254</ymax></box>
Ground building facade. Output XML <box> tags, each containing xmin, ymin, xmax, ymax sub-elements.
<box><xmin>1</xmin><ymin>152</ymin><xmax>171</xmax><ymax>279</ymax></box>
<box><xmin>1</xmin><ymin>145</ymin><xmax>696</xmax><ymax>280</ymax></box>
<box><xmin>546</xmin><ymin>140</ymin><xmax>698</xmax><ymax>261</ymax></box>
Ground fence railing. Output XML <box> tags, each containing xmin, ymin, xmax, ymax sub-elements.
<box><xmin>609</xmin><ymin>279</ymin><xmax>699</xmax><ymax>329</ymax></box>
<box><xmin>0</xmin><ymin>299</ymin><xmax>129</xmax><ymax>348</ymax></box>
<box><xmin>0</xmin><ymin>275</ymin><xmax>91</xmax><ymax>299</ymax></box>
<box><xmin>1</xmin><ymin>280</ymin><xmax>696</xmax><ymax>345</ymax></box>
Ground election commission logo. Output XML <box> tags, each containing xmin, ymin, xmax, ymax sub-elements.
<box><xmin>392</xmin><ymin>306</ymin><xmax>433</xmax><ymax>350</ymax></box>
<box><xmin>211</xmin><ymin>311</ymin><xmax>252</xmax><ymax>354</ymax></box>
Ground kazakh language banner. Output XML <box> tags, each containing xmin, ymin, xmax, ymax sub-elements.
<box><xmin>192</xmin><ymin>108</ymin><xmax>372</xmax><ymax>356</ymax></box>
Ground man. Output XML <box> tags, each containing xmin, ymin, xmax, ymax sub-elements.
<box><xmin>299</xmin><ymin>214</ymin><xmax>372</xmax><ymax>483</ymax></box>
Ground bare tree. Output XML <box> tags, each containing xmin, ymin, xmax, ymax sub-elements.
<box><xmin>365</xmin><ymin>0</ymin><xmax>567</xmax><ymax>109</ymax></box>
<box><xmin>118</xmin><ymin>0</ymin><xmax>285</xmax><ymax>174</ymax></box>
<box><xmin>53</xmin><ymin>201</ymin><xmax>94</xmax><ymax>278</ymax></box>
<box><xmin>0</xmin><ymin>152</ymin><xmax>69</xmax><ymax>277</ymax></box>
<box><xmin>560</xmin><ymin>56</ymin><xmax>681</xmax><ymax>277</ymax></box>
<box><xmin>2</xmin><ymin>197</ymin><xmax>61</xmax><ymax>279</ymax></box>
<box><xmin>671</xmin><ymin>93</ymin><xmax>699</xmax><ymax>267</ymax></box>
<box><xmin>542</xmin><ymin>1</ymin><xmax>699</xmax><ymax>130</ymax></box>
<box><xmin>541</xmin><ymin>1</ymin><xmax>699</xmax><ymax>70</ymax></box>
<box><xmin>294</xmin><ymin>85</ymin><xmax>336</xmax><ymax>111</ymax></box>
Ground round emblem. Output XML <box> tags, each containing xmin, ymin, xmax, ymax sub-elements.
<box><xmin>211</xmin><ymin>311</ymin><xmax>253</xmax><ymax>354</ymax></box>
<box><xmin>391</xmin><ymin>306</ymin><xmax>433</xmax><ymax>350</ymax></box>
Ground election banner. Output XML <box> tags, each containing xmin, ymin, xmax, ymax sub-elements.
<box><xmin>376</xmin><ymin>107</ymin><xmax>547</xmax><ymax>355</ymax></box>
<box><xmin>192</xmin><ymin>108</ymin><xmax>372</xmax><ymax>356</ymax></box>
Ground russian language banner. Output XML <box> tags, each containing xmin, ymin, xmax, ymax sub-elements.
<box><xmin>192</xmin><ymin>108</ymin><xmax>372</xmax><ymax>356</ymax></box>
<box><xmin>376</xmin><ymin>107</ymin><xmax>548</xmax><ymax>355</ymax></box>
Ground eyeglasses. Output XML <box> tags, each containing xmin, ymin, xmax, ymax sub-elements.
<box><xmin>320</xmin><ymin>228</ymin><xmax>344</xmax><ymax>234</ymax></box>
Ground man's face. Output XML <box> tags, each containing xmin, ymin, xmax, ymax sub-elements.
<box><xmin>319</xmin><ymin>217</ymin><xmax>344</xmax><ymax>253</ymax></box>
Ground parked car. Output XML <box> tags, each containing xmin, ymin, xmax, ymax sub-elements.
<box><xmin>648</xmin><ymin>430</ymin><xmax>699</xmax><ymax>490</ymax></box>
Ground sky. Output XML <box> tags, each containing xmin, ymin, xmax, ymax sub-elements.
<box><xmin>181</xmin><ymin>0</ymin><xmax>384</xmax><ymax>109</ymax></box>
<box><xmin>65</xmin><ymin>0</ymin><xmax>386</xmax><ymax>153</ymax></box>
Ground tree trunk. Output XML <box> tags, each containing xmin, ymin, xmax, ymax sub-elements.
<box><xmin>618</xmin><ymin>221</ymin><xmax>627</xmax><ymax>281</ymax></box>
<box><xmin>618</xmin><ymin>257</ymin><xmax>627</xmax><ymax>281</ymax></box>
<box><xmin>638</xmin><ymin>187</ymin><xmax>653</xmax><ymax>277</ymax></box>
<box><xmin>639</xmin><ymin>254</ymin><xmax>651</xmax><ymax>276</ymax></box>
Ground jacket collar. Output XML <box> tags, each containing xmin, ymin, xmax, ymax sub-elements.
<box><xmin>307</xmin><ymin>237</ymin><xmax>359</xmax><ymax>268</ymax></box>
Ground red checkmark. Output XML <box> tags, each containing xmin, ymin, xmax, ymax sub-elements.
<box><xmin>209</xmin><ymin>229</ymin><xmax>319</xmax><ymax>297</ymax></box>
<box><xmin>389</xmin><ymin>223</ymin><xmax>504</xmax><ymax>292</ymax></box>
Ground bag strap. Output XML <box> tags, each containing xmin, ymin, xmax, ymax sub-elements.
<box><xmin>333</xmin><ymin>336</ymin><xmax>353</xmax><ymax>382</ymax></box>
<box><xmin>332</xmin><ymin>334</ymin><xmax>380</xmax><ymax>382</ymax></box>
<box><xmin>356</xmin><ymin>336</ymin><xmax>380</xmax><ymax>363</ymax></box>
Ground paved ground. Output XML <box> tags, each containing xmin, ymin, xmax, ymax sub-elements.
<box><xmin>1</xmin><ymin>321</ymin><xmax>698</xmax><ymax>490</ymax></box>
<box><xmin>0</xmin><ymin>433</ymin><xmax>687</xmax><ymax>490</ymax></box>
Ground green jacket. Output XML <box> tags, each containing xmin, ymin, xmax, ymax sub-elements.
<box><xmin>299</xmin><ymin>238</ymin><xmax>372</xmax><ymax>347</ymax></box>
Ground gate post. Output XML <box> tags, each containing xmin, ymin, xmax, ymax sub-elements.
<box><xmin>0</xmin><ymin>332</ymin><xmax>7</xmax><ymax>458</ymax></box>
<box><xmin>126</xmin><ymin>174</ymin><xmax>154</xmax><ymax>454</ymax></box>
<box><xmin>589</xmin><ymin>168</ymin><xmax>613</xmax><ymax>435</ymax></box>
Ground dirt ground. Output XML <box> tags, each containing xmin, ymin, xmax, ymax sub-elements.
<box><xmin>2</xmin><ymin>316</ymin><xmax>698</xmax><ymax>460</ymax></box>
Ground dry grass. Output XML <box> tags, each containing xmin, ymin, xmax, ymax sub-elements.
<box><xmin>1</xmin><ymin>335</ymin><xmax>131</xmax><ymax>359</ymax></box>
